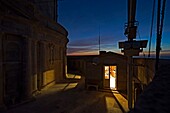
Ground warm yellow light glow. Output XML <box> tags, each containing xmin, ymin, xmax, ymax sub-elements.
<box><xmin>110</xmin><ymin>66</ymin><xmax>116</xmax><ymax>89</ymax></box>
<box><xmin>104</xmin><ymin>66</ymin><xmax>116</xmax><ymax>89</ymax></box>
<box><xmin>105</xmin><ymin>96</ymin><xmax>122</xmax><ymax>112</ymax></box>
<box><xmin>113</xmin><ymin>91</ymin><xmax>129</xmax><ymax>112</ymax></box>
<box><xmin>110</xmin><ymin>76</ymin><xmax>116</xmax><ymax>89</ymax></box>
<box><xmin>105</xmin><ymin>66</ymin><xmax>109</xmax><ymax>79</ymax></box>
<box><xmin>43</xmin><ymin>70</ymin><xmax>55</xmax><ymax>85</ymax></box>
<box><xmin>66</xmin><ymin>73</ymin><xmax>81</xmax><ymax>79</ymax></box>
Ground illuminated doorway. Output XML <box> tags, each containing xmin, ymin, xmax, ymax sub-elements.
<box><xmin>104</xmin><ymin>66</ymin><xmax>117</xmax><ymax>89</ymax></box>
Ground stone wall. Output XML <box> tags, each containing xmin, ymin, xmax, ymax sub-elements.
<box><xmin>0</xmin><ymin>0</ymin><xmax>68</xmax><ymax>109</ymax></box>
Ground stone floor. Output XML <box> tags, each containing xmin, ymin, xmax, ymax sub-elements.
<box><xmin>5</xmin><ymin>83</ymin><xmax>123</xmax><ymax>113</ymax></box>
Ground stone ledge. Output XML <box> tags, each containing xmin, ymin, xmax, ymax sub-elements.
<box><xmin>113</xmin><ymin>91</ymin><xmax>129</xmax><ymax>113</ymax></box>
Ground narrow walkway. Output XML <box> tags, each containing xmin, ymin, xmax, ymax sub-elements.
<box><xmin>5</xmin><ymin>83</ymin><xmax>123</xmax><ymax>113</ymax></box>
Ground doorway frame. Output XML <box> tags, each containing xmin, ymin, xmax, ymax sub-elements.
<box><xmin>103</xmin><ymin>65</ymin><xmax>117</xmax><ymax>90</ymax></box>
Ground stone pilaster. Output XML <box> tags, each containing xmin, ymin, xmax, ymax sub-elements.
<box><xmin>36</xmin><ymin>41</ymin><xmax>41</xmax><ymax>90</ymax></box>
<box><xmin>0</xmin><ymin>34</ymin><xmax>6</xmax><ymax>111</ymax></box>
<box><xmin>41</xmin><ymin>41</ymin><xmax>47</xmax><ymax>87</ymax></box>
<box><xmin>22</xmin><ymin>38</ymin><xmax>33</xmax><ymax>100</ymax></box>
<box><xmin>32</xmin><ymin>40</ymin><xmax>38</xmax><ymax>93</ymax></box>
<box><xmin>59</xmin><ymin>46</ymin><xmax>63</xmax><ymax>81</ymax></box>
<box><xmin>63</xmin><ymin>47</ymin><xmax>67</xmax><ymax>79</ymax></box>
<box><xmin>37</xmin><ymin>41</ymin><xmax>46</xmax><ymax>89</ymax></box>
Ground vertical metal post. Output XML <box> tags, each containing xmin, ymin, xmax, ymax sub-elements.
<box><xmin>155</xmin><ymin>0</ymin><xmax>166</xmax><ymax>75</ymax></box>
<box><xmin>155</xmin><ymin>0</ymin><xmax>161</xmax><ymax>73</ymax></box>
<box><xmin>127</xmin><ymin>56</ymin><xmax>133</xmax><ymax>109</ymax></box>
<box><xmin>119</xmin><ymin>0</ymin><xmax>148</xmax><ymax>109</ymax></box>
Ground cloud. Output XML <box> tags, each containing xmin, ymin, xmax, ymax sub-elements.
<box><xmin>68</xmin><ymin>37</ymin><xmax>98</xmax><ymax>47</ymax></box>
<box><xmin>161</xmin><ymin>50</ymin><xmax>170</xmax><ymax>53</ymax></box>
<box><xmin>68</xmin><ymin>46</ymin><xmax>98</xmax><ymax>53</ymax></box>
<box><xmin>67</xmin><ymin>36</ymin><xmax>99</xmax><ymax>55</ymax></box>
<box><xmin>138</xmin><ymin>49</ymin><xmax>170</xmax><ymax>59</ymax></box>
<box><xmin>144</xmin><ymin>49</ymin><xmax>170</xmax><ymax>54</ymax></box>
<box><xmin>67</xmin><ymin>46</ymin><xmax>99</xmax><ymax>55</ymax></box>
<box><xmin>67</xmin><ymin>35</ymin><xmax>121</xmax><ymax>55</ymax></box>
<box><xmin>68</xmin><ymin>35</ymin><xmax>118</xmax><ymax>47</ymax></box>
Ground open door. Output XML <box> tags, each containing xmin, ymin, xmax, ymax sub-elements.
<box><xmin>104</xmin><ymin>66</ymin><xmax>117</xmax><ymax>90</ymax></box>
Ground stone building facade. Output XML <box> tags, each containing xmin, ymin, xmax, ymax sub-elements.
<box><xmin>67</xmin><ymin>51</ymin><xmax>156</xmax><ymax>101</ymax></box>
<box><xmin>0</xmin><ymin>0</ymin><xmax>68</xmax><ymax>109</ymax></box>
<box><xmin>67</xmin><ymin>51</ymin><xmax>128</xmax><ymax>91</ymax></box>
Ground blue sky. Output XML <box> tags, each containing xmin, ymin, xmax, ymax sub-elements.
<box><xmin>58</xmin><ymin>0</ymin><xmax>170</xmax><ymax>58</ymax></box>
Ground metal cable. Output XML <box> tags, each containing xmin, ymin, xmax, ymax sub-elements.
<box><xmin>148</xmin><ymin>0</ymin><xmax>156</xmax><ymax>58</ymax></box>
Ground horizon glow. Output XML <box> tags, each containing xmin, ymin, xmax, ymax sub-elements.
<box><xmin>58</xmin><ymin>0</ymin><xmax>170</xmax><ymax>58</ymax></box>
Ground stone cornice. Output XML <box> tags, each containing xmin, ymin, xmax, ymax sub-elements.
<box><xmin>1</xmin><ymin>0</ymin><xmax>68</xmax><ymax>38</ymax></box>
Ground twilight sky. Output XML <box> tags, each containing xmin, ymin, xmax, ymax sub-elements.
<box><xmin>58</xmin><ymin>0</ymin><xmax>170</xmax><ymax>58</ymax></box>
